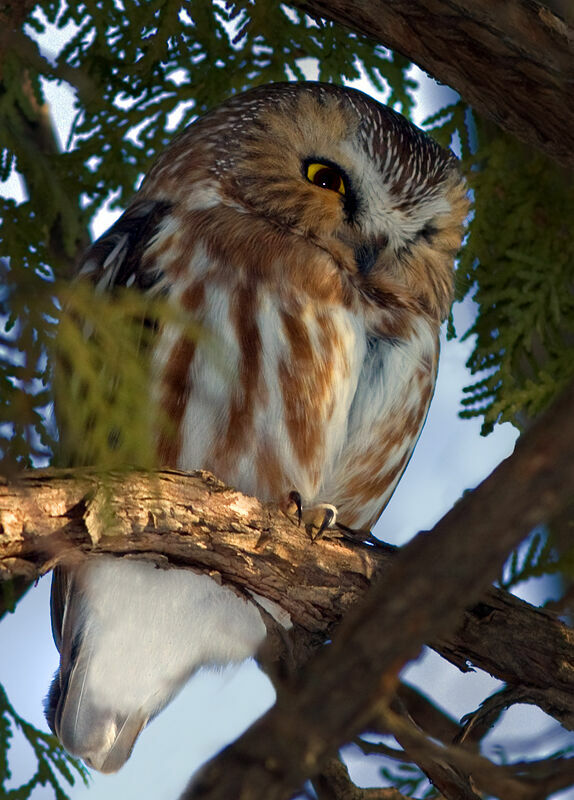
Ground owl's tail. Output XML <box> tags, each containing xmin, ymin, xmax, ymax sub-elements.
<box><xmin>45</xmin><ymin>556</ymin><xmax>268</xmax><ymax>772</ymax></box>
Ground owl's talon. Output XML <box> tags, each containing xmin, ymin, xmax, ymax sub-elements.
<box><xmin>312</xmin><ymin>506</ymin><xmax>336</xmax><ymax>540</ymax></box>
<box><xmin>283</xmin><ymin>493</ymin><xmax>337</xmax><ymax>537</ymax></box>
<box><xmin>286</xmin><ymin>490</ymin><xmax>303</xmax><ymax>526</ymax></box>
<box><xmin>300</xmin><ymin>503</ymin><xmax>338</xmax><ymax>540</ymax></box>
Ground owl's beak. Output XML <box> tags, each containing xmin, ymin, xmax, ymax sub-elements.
<box><xmin>353</xmin><ymin>236</ymin><xmax>387</xmax><ymax>274</ymax></box>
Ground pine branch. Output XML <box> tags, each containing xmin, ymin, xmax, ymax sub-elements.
<box><xmin>4</xmin><ymin>72</ymin><xmax>91</xmax><ymax>277</ymax></box>
<box><xmin>294</xmin><ymin>0</ymin><xmax>574</xmax><ymax>168</ymax></box>
<box><xmin>0</xmin><ymin>576</ymin><xmax>31</xmax><ymax>623</ymax></box>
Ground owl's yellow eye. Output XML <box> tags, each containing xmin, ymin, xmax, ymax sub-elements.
<box><xmin>306</xmin><ymin>162</ymin><xmax>346</xmax><ymax>195</ymax></box>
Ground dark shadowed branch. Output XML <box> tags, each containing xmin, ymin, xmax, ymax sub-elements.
<box><xmin>295</xmin><ymin>0</ymin><xmax>574</xmax><ymax>168</ymax></box>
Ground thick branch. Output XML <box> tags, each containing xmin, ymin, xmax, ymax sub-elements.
<box><xmin>1</xmin><ymin>466</ymin><xmax>573</xmax><ymax>729</ymax></box>
<box><xmin>0</xmin><ymin>468</ymin><xmax>381</xmax><ymax>631</ymax></box>
<box><xmin>295</xmin><ymin>0</ymin><xmax>574</xmax><ymax>168</ymax></box>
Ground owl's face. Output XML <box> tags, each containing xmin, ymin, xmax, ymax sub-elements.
<box><xmin>144</xmin><ymin>83</ymin><xmax>469</xmax><ymax>325</ymax></box>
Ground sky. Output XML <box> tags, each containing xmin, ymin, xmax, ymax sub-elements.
<box><xmin>1</xmin><ymin>16</ymin><xmax>573</xmax><ymax>800</ymax></box>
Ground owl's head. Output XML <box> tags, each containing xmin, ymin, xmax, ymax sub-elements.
<box><xmin>137</xmin><ymin>83</ymin><xmax>469</xmax><ymax>326</ymax></box>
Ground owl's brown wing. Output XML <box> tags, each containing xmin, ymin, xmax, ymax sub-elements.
<box><xmin>79</xmin><ymin>199</ymin><xmax>171</xmax><ymax>290</ymax></box>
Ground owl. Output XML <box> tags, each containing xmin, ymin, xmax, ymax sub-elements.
<box><xmin>45</xmin><ymin>81</ymin><xmax>469</xmax><ymax>773</ymax></box>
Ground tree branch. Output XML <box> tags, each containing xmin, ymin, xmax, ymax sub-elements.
<box><xmin>1</xmin><ymin>466</ymin><xmax>573</xmax><ymax>729</ymax></box>
<box><xmin>294</xmin><ymin>0</ymin><xmax>574</xmax><ymax>168</ymax></box>
<box><xmin>372</xmin><ymin>709</ymin><xmax>574</xmax><ymax>800</ymax></box>
<box><xmin>2</xmin><ymin>386</ymin><xmax>574</xmax><ymax>733</ymax></box>
<box><xmin>312</xmin><ymin>757</ymin><xmax>413</xmax><ymax>800</ymax></box>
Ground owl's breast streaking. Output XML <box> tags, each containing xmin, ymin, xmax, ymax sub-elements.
<box><xmin>148</xmin><ymin>194</ymin><xmax>440</xmax><ymax>529</ymax></box>
<box><xmin>118</xmin><ymin>81</ymin><xmax>470</xmax><ymax>530</ymax></box>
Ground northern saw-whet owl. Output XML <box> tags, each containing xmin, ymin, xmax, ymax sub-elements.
<box><xmin>45</xmin><ymin>81</ymin><xmax>469</xmax><ymax>773</ymax></box>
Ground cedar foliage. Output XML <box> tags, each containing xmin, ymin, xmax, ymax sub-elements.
<box><xmin>1</xmin><ymin>1</ymin><xmax>573</xmax><ymax>798</ymax></box>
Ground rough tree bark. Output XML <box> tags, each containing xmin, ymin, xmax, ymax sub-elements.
<box><xmin>295</xmin><ymin>0</ymin><xmax>574</xmax><ymax>168</ymax></box>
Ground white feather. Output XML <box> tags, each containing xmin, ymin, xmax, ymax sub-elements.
<box><xmin>81</xmin><ymin>558</ymin><xmax>266</xmax><ymax>715</ymax></box>
<box><xmin>55</xmin><ymin>557</ymin><xmax>266</xmax><ymax>772</ymax></box>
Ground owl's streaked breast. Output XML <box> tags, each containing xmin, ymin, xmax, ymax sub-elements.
<box><xmin>151</xmin><ymin>208</ymin><xmax>439</xmax><ymax>528</ymax></box>
<box><xmin>153</xmin><ymin>230</ymin><xmax>368</xmax><ymax>507</ymax></box>
<box><xmin>321</xmin><ymin>318</ymin><xmax>439</xmax><ymax>528</ymax></box>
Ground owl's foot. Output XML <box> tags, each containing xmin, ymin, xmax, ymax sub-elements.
<box><xmin>305</xmin><ymin>503</ymin><xmax>337</xmax><ymax>540</ymax></box>
<box><xmin>284</xmin><ymin>491</ymin><xmax>337</xmax><ymax>540</ymax></box>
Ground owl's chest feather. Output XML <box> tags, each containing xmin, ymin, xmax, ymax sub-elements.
<box><xmin>156</xmin><ymin>277</ymin><xmax>362</xmax><ymax>491</ymax></box>
<box><xmin>155</xmin><ymin>270</ymin><xmax>437</xmax><ymax>528</ymax></box>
